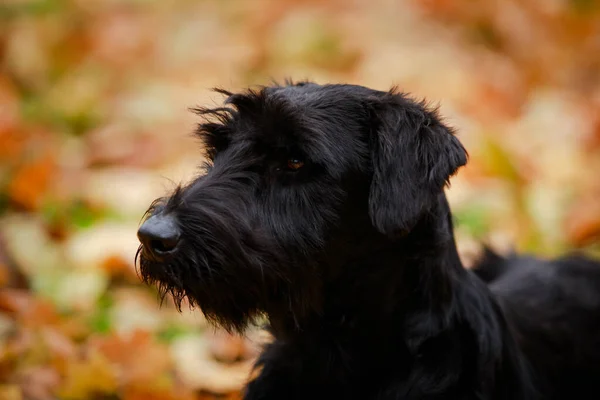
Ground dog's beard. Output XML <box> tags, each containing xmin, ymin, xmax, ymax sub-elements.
<box><xmin>136</xmin><ymin>244</ymin><xmax>265</xmax><ymax>333</ymax></box>
<box><xmin>136</xmin><ymin>237</ymin><xmax>325</xmax><ymax>334</ymax></box>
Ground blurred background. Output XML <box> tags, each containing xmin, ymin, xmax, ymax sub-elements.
<box><xmin>1</xmin><ymin>0</ymin><xmax>599</xmax><ymax>399</ymax></box>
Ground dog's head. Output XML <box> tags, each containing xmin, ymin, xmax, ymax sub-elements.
<box><xmin>136</xmin><ymin>82</ymin><xmax>467</xmax><ymax>331</ymax></box>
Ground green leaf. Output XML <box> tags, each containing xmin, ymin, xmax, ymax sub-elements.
<box><xmin>89</xmin><ymin>293</ymin><xmax>114</xmax><ymax>334</ymax></box>
<box><xmin>0</xmin><ymin>0</ymin><xmax>64</xmax><ymax>19</ymax></box>
<box><xmin>454</xmin><ymin>205</ymin><xmax>491</xmax><ymax>238</ymax></box>
<box><xmin>156</xmin><ymin>324</ymin><xmax>190</xmax><ymax>343</ymax></box>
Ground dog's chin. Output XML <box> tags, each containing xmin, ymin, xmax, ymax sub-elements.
<box><xmin>136</xmin><ymin>246</ymin><xmax>261</xmax><ymax>333</ymax></box>
<box><xmin>136</xmin><ymin>253</ymin><xmax>188</xmax><ymax>309</ymax></box>
<box><xmin>184</xmin><ymin>287</ymin><xmax>263</xmax><ymax>334</ymax></box>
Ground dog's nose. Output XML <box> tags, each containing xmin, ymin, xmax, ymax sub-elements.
<box><xmin>137</xmin><ymin>214</ymin><xmax>180</xmax><ymax>256</ymax></box>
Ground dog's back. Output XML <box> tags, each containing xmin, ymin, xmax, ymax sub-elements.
<box><xmin>470</xmin><ymin>246</ymin><xmax>514</xmax><ymax>283</ymax></box>
<box><xmin>473</xmin><ymin>249</ymin><xmax>600</xmax><ymax>399</ymax></box>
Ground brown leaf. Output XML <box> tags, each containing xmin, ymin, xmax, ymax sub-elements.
<box><xmin>0</xmin><ymin>290</ymin><xmax>60</xmax><ymax>328</ymax></box>
<box><xmin>90</xmin><ymin>330</ymin><xmax>172</xmax><ymax>387</ymax></box>
<box><xmin>0</xmin><ymin>75</ymin><xmax>20</xmax><ymax>137</ymax></box>
<box><xmin>0</xmin><ymin>327</ymin><xmax>33</xmax><ymax>367</ymax></box>
<box><xmin>207</xmin><ymin>329</ymin><xmax>249</xmax><ymax>364</ymax></box>
<box><xmin>85</xmin><ymin>124</ymin><xmax>167</xmax><ymax>168</ymax></box>
<box><xmin>0</xmin><ymin>234</ymin><xmax>28</xmax><ymax>289</ymax></box>
<box><xmin>88</xmin><ymin>10</ymin><xmax>155</xmax><ymax>68</ymax></box>
<box><xmin>16</xmin><ymin>366</ymin><xmax>60</xmax><ymax>400</ymax></box>
<box><xmin>40</xmin><ymin>327</ymin><xmax>78</xmax><ymax>374</ymax></box>
<box><xmin>0</xmin><ymin>263</ymin><xmax>10</xmax><ymax>288</ymax></box>
<box><xmin>0</xmin><ymin>289</ymin><xmax>35</xmax><ymax>315</ymax></box>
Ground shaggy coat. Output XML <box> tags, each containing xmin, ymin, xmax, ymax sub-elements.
<box><xmin>137</xmin><ymin>82</ymin><xmax>600</xmax><ymax>400</ymax></box>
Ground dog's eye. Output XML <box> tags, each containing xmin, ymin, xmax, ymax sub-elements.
<box><xmin>286</xmin><ymin>158</ymin><xmax>304</xmax><ymax>171</ymax></box>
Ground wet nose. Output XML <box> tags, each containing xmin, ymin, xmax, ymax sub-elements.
<box><xmin>137</xmin><ymin>214</ymin><xmax>180</xmax><ymax>257</ymax></box>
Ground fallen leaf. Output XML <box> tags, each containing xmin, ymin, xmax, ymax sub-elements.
<box><xmin>15</xmin><ymin>366</ymin><xmax>60</xmax><ymax>400</ymax></box>
<box><xmin>58</xmin><ymin>351</ymin><xmax>118</xmax><ymax>400</ymax></box>
<box><xmin>109</xmin><ymin>288</ymin><xmax>165</xmax><ymax>334</ymax></box>
<box><xmin>207</xmin><ymin>329</ymin><xmax>249</xmax><ymax>364</ymax></box>
<box><xmin>0</xmin><ymin>234</ymin><xmax>28</xmax><ymax>288</ymax></box>
<box><xmin>7</xmin><ymin>152</ymin><xmax>57</xmax><ymax>211</ymax></box>
<box><xmin>0</xmin><ymin>214</ymin><xmax>65</xmax><ymax>279</ymax></box>
<box><xmin>0</xmin><ymin>129</ymin><xmax>24</xmax><ymax>165</ymax></box>
<box><xmin>47</xmin><ymin>268</ymin><xmax>109</xmax><ymax>313</ymax></box>
<box><xmin>0</xmin><ymin>289</ymin><xmax>59</xmax><ymax>328</ymax></box>
<box><xmin>40</xmin><ymin>327</ymin><xmax>77</xmax><ymax>374</ymax></box>
<box><xmin>0</xmin><ymin>76</ymin><xmax>20</xmax><ymax>136</ymax></box>
<box><xmin>64</xmin><ymin>221</ymin><xmax>140</xmax><ymax>273</ymax></box>
<box><xmin>90</xmin><ymin>330</ymin><xmax>172</xmax><ymax>387</ymax></box>
<box><xmin>171</xmin><ymin>334</ymin><xmax>254</xmax><ymax>394</ymax></box>
<box><xmin>88</xmin><ymin>9</ymin><xmax>155</xmax><ymax>68</ymax></box>
<box><xmin>565</xmin><ymin>193</ymin><xmax>600</xmax><ymax>247</ymax></box>
<box><xmin>85</xmin><ymin>124</ymin><xmax>167</xmax><ymax>168</ymax></box>
<box><xmin>0</xmin><ymin>264</ymin><xmax>10</xmax><ymax>288</ymax></box>
<box><xmin>0</xmin><ymin>326</ymin><xmax>33</xmax><ymax>368</ymax></box>
<box><xmin>80</xmin><ymin>167</ymin><xmax>177</xmax><ymax>217</ymax></box>
<box><xmin>0</xmin><ymin>313</ymin><xmax>16</xmax><ymax>341</ymax></box>
<box><xmin>0</xmin><ymin>385</ymin><xmax>22</xmax><ymax>400</ymax></box>
<box><xmin>476</xmin><ymin>135</ymin><xmax>527</xmax><ymax>185</ymax></box>
<box><xmin>101</xmin><ymin>254</ymin><xmax>138</xmax><ymax>282</ymax></box>
<box><xmin>122</xmin><ymin>385</ymin><xmax>197</xmax><ymax>400</ymax></box>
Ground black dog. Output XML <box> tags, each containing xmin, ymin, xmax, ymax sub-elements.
<box><xmin>472</xmin><ymin>247</ymin><xmax>600</xmax><ymax>399</ymax></box>
<box><xmin>137</xmin><ymin>82</ymin><xmax>600</xmax><ymax>399</ymax></box>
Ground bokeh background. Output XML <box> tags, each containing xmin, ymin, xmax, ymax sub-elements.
<box><xmin>1</xmin><ymin>0</ymin><xmax>599</xmax><ymax>399</ymax></box>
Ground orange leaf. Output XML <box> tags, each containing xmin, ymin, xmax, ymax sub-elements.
<box><xmin>0</xmin><ymin>131</ymin><xmax>25</xmax><ymax>161</ymax></box>
<box><xmin>90</xmin><ymin>330</ymin><xmax>172</xmax><ymax>387</ymax></box>
<box><xmin>0</xmin><ymin>75</ymin><xmax>20</xmax><ymax>137</ymax></box>
<box><xmin>0</xmin><ymin>263</ymin><xmax>9</xmax><ymax>287</ymax></box>
<box><xmin>7</xmin><ymin>152</ymin><xmax>57</xmax><ymax>211</ymax></box>
<box><xmin>565</xmin><ymin>196</ymin><xmax>600</xmax><ymax>247</ymax></box>
<box><xmin>101</xmin><ymin>254</ymin><xmax>137</xmax><ymax>281</ymax></box>
<box><xmin>122</xmin><ymin>386</ymin><xmax>196</xmax><ymax>400</ymax></box>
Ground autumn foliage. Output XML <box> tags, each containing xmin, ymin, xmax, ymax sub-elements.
<box><xmin>0</xmin><ymin>0</ymin><xmax>599</xmax><ymax>399</ymax></box>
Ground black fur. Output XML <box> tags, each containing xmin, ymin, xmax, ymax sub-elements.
<box><xmin>137</xmin><ymin>81</ymin><xmax>600</xmax><ymax>399</ymax></box>
<box><xmin>472</xmin><ymin>249</ymin><xmax>600</xmax><ymax>399</ymax></box>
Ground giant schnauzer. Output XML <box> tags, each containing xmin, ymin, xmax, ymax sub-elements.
<box><xmin>137</xmin><ymin>82</ymin><xmax>600</xmax><ymax>399</ymax></box>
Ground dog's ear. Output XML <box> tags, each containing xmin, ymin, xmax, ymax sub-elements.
<box><xmin>367</xmin><ymin>91</ymin><xmax>468</xmax><ymax>236</ymax></box>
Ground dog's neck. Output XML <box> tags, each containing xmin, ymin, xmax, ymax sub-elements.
<box><xmin>268</xmin><ymin>192</ymin><xmax>466</xmax><ymax>339</ymax></box>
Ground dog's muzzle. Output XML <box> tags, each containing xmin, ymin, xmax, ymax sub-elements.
<box><xmin>137</xmin><ymin>213</ymin><xmax>181</xmax><ymax>259</ymax></box>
